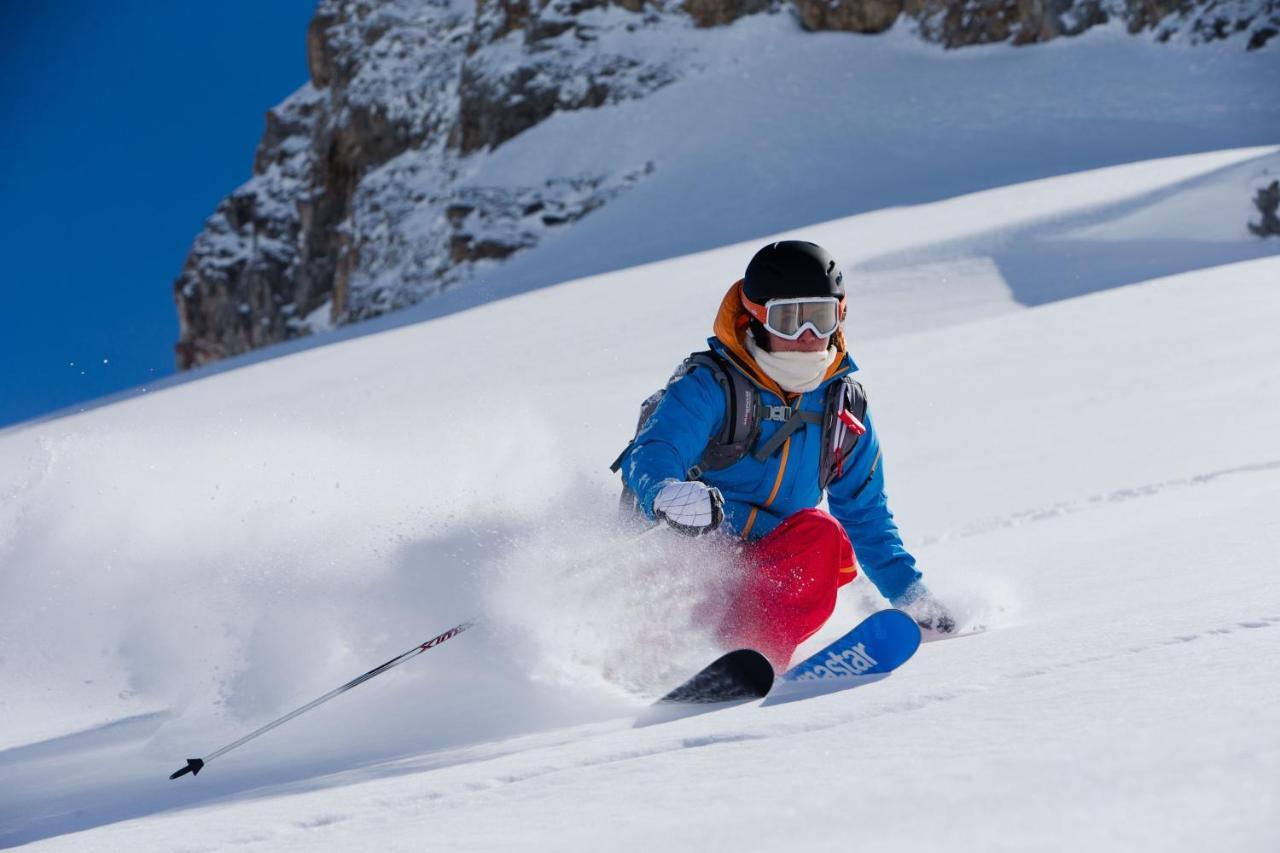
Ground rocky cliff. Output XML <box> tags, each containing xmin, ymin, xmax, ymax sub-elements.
<box><xmin>173</xmin><ymin>0</ymin><xmax>1277</xmax><ymax>369</ymax></box>
<box><xmin>798</xmin><ymin>0</ymin><xmax>1278</xmax><ymax>47</ymax></box>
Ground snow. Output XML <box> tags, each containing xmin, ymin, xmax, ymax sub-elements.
<box><xmin>3</xmin><ymin>24</ymin><xmax>1280</xmax><ymax>853</ymax></box>
<box><xmin>446</xmin><ymin>18</ymin><xmax>1280</xmax><ymax>300</ymax></box>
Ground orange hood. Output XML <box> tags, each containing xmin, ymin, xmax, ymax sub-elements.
<box><xmin>712</xmin><ymin>279</ymin><xmax>849</xmax><ymax>400</ymax></box>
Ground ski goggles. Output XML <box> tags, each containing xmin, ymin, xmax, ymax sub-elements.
<box><xmin>741</xmin><ymin>294</ymin><xmax>844</xmax><ymax>340</ymax></box>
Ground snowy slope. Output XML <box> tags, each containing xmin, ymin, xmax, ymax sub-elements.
<box><xmin>2</xmin><ymin>134</ymin><xmax>1278</xmax><ymax>850</ymax></box>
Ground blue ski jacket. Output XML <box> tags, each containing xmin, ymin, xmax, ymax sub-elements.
<box><xmin>617</xmin><ymin>281</ymin><xmax>922</xmax><ymax>603</ymax></box>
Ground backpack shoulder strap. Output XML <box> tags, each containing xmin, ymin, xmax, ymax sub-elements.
<box><xmin>683</xmin><ymin>350</ymin><xmax>760</xmax><ymax>478</ymax></box>
<box><xmin>819</xmin><ymin>376</ymin><xmax>870</xmax><ymax>490</ymax></box>
<box><xmin>609</xmin><ymin>349</ymin><xmax>761</xmax><ymax>479</ymax></box>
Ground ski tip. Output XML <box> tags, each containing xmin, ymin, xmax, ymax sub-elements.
<box><xmin>659</xmin><ymin>649</ymin><xmax>774</xmax><ymax>704</ymax></box>
<box><xmin>169</xmin><ymin>758</ymin><xmax>205</xmax><ymax>780</ymax></box>
<box><xmin>920</xmin><ymin>623</ymin><xmax>988</xmax><ymax>643</ymax></box>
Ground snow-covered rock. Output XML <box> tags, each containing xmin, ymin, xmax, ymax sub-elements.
<box><xmin>903</xmin><ymin>0</ymin><xmax>1280</xmax><ymax>49</ymax></box>
<box><xmin>172</xmin><ymin>0</ymin><xmax>1278</xmax><ymax>370</ymax></box>
<box><xmin>174</xmin><ymin>0</ymin><xmax>691</xmax><ymax>367</ymax></box>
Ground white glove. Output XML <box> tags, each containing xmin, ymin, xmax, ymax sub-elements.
<box><xmin>652</xmin><ymin>480</ymin><xmax>724</xmax><ymax>537</ymax></box>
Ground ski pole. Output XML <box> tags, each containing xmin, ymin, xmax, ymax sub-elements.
<box><xmin>169</xmin><ymin>619</ymin><xmax>474</xmax><ymax>780</ymax></box>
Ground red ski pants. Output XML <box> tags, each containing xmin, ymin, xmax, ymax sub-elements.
<box><xmin>719</xmin><ymin>508</ymin><xmax>857</xmax><ymax>669</ymax></box>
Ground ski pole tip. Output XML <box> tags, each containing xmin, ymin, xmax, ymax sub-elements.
<box><xmin>169</xmin><ymin>758</ymin><xmax>205</xmax><ymax>780</ymax></box>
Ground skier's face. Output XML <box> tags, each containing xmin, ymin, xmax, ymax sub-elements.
<box><xmin>768</xmin><ymin>328</ymin><xmax>829</xmax><ymax>353</ymax></box>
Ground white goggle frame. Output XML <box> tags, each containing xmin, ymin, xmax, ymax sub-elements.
<box><xmin>762</xmin><ymin>296</ymin><xmax>842</xmax><ymax>341</ymax></box>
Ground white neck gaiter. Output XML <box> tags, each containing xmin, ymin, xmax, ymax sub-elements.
<box><xmin>745</xmin><ymin>336</ymin><xmax>837</xmax><ymax>394</ymax></box>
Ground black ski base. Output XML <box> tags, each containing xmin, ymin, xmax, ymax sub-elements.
<box><xmin>658</xmin><ymin>649</ymin><xmax>774</xmax><ymax>704</ymax></box>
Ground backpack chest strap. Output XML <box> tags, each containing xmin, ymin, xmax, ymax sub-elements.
<box><xmin>751</xmin><ymin>405</ymin><xmax>822</xmax><ymax>462</ymax></box>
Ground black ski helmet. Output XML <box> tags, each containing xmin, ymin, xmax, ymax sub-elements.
<box><xmin>743</xmin><ymin>241</ymin><xmax>844</xmax><ymax>304</ymax></box>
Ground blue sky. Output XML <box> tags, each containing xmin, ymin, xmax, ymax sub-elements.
<box><xmin>0</xmin><ymin>0</ymin><xmax>316</xmax><ymax>428</ymax></box>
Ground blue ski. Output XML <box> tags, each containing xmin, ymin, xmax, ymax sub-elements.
<box><xmin>781</xmin><ymin>608</ymin><xmax>921</xmax><ymax>683</ymax></box>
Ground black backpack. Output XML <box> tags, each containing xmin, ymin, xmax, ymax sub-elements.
<box><xmin>610</xmin><ymin>349</ymin><xmax>878</xmax><ymax>517</ymax></box>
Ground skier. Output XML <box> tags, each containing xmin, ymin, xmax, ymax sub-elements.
<box><xmin>614</xmin><ymin>241</ymin><xmax>954</xmax><ymax>668</ymax></box>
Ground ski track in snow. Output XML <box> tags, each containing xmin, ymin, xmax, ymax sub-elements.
<box><xmin>916</xmin><ymin>457</ymin><xmax>1280</xmax><ymax>546</ymax></box>
<box><xmin>1009</xmin><ymin>614</ymin><xmax>1280</xmax><ymax>678</ymax></box>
